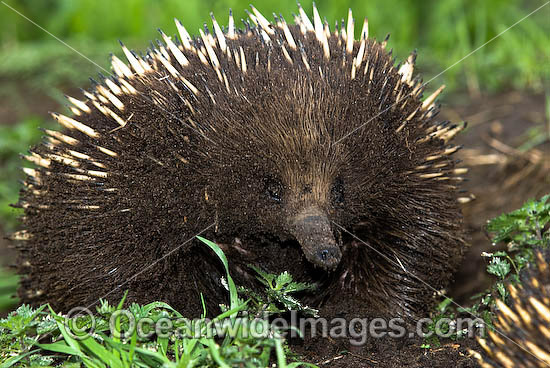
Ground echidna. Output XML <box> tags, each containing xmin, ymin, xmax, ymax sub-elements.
<box><xmin>473</xmin><ymin>247</ymin><xmax>550</xmax><ymax>368</ymax></box>
<box><xmin>12</xmin><ymin>5</ymin><xmax>469</xmax><ymax>320</ymax></box>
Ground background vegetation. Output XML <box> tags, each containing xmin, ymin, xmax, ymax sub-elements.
<box><xmin>0</xmin><ymin>0</ymin><xmax>548</xmax><ymax>318</ymax></box>
<box><xmin>1</xmin><ymin>0</ymin><xmax>548</xmax><ymax>98</ymax></box>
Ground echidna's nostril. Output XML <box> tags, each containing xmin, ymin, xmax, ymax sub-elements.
<box><xmin>316</xmin><ymin>248</ymin><xmax>340</xmax><ymax>268</ymax></box>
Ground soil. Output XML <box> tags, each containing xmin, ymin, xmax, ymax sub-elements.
<box><xmin>0</xmin><ymin>84</ymin><xmax>80</xmax><ymax>126</ymax></box>
<box><xmin>1</xmin><ymin>89</ymin><xmax>548</xmax><ymax>367</ymax></box>
<box><xmin>448</xmin><ymin>91</ymin><xmax>549</xmax><ymax>304</ymax></box>
<box><xmin>296</xmin><ymin>337</ymin><xmax>478</xmax><ymax>367</ymax></box>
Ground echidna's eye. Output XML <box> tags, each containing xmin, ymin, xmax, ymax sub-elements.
<box><xmin>265</xmin><ymin>179</ymin><xmax>283</xmax><ymax>202</ymax></box>
<box><xmin>331</xmin><ymin>178</ymin><xmax>345</xmax><ymax>205</ymax></box>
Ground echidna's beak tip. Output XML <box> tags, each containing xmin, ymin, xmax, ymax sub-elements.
<box><xmin>290</xmin><ymin>206</ymin><xmax>342</xmax><ymax>271</ymax></box>
<box><xmin>314</xmin><ymin>247</ymin><xmax>341</xmax><ymax>270</ymax></box>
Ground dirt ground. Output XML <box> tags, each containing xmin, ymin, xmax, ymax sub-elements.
<box><xmin>449</xmin><ymin>91</ymin><xmax>549</xmax><ymax>304</ymax></box>
<box><xmin>0</xmin><ymin>90</ymin><xmax>548</xmax><ymax>366</ymax></box>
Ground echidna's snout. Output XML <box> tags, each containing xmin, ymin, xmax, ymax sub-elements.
<box><xmin>290</xmin><ymin>206</ymin><xmax>341</xmax><ymax>270</ymax></box>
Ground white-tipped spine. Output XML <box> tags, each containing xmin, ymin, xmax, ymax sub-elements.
<box><xmin>454</xmin><ymin>168</ymin><xmax>469</xmax><ymax>175</ymax></box>
<box><xmin>281</xmin><ymin>16</ymin><xmax>297</xmax><ymax>50</ymax></box>
<box><xmin>119</xmin><ymin>78</ymin><xmax>137</xmax><ymax>94</ymax></box>
<box><xmin>51</xmin><ymin>113</ymin><xmax>99</xmax><ymax>138</ymax></box>
<box><xmin>67</xmin><ymin>96</ymin><xmax>91</xmax><ymax>113</ymax></box>
<box><xmin>96</xmin><ymin>85</ymin><xmax>125</xmax><ymax>111</ymax></box>
<box><xmin>23</xmin><ymin>154</ymin><xmax>51</xmax><ymax>168</ymax></box>
<box><xmin>47</xmin><ymin>153</ymin><xmax>80</xmax><ymax>168</ymax></box>
<box><xmin>281</xmin><ymin>44</ymin><xmax>293</xmax><ymax>64</ymax></box>
<box><xmin>111</xmin><ymin>55</ymin><xmax>133</xmax><ymax>78</ymax></box>
<box><xmin>85</xmin><ymin>170</ymin><xmax>108</xmax><ymax>178</ymax></box>
<box><xmin>96</xmin><ymin>145</ymin><xmax>118</xmax><ymax>157</ymax></box>
<box><xmin>457</xmin><ymin>194</ymin><xmax>475</xmax><ymax>204</ymax></box>
<box><xmin>69</xmin><ymin>106</ymin><xmax>81</xmax><ymax>116</ymax></box>
<box><xmin>10</xmin><ymin>230</ymin><xmax>32</xmax><ymax>241</ymax></box>
<box><xmin>299</xmin><ymin>44</ymin><xmax>311</xmax><ymax>71</ymax></box>
<box><xmin>104</xmin><ymin>105</ymin><xmax>127</xmax><ymax>127</ymax></box>
<box><xmin>210</xmin><ymin>13</ymin><xmax>227</xmax><ymax>52</ymax></box>
<box><xmin>313</xmin><ymin>4</ymin><xmax>330</xmax><ymax>59</ymax></box>
<box><xmin>155</xmin><ymin>50</ymin><xmax>181</xmax><ymax>78</ymax></box>
<box><xmin>355</xmin><ymin>39</ymin><xmax>366</xmax><ymax>68</ymax></box>
<box><xmin>63</xmin><ymin>173</ymin><xmax>94</xmax><ymax>181</ymax></box>
<box><xmin>120</xmin><ymin>42</ymin><xmax>145</xmax><ymax>75</ymax></box>
<box><xmin>298</xmin><ymin>3</ymin><xmax>314</xmax><ymax>31</ymax></box>
<box><xmin>324</xmin><ymin>19</ymin><xmax>330</xmax><ymax>40</ymax></box>
<box><xmin>22</xmin><ymin>168</ymin><xmax>39</xmax><ymax>179</ymax></box>
<box><xmin>398</xmin><ymin>51</ymin><xmax>416</xmax><ymax>85</ymax></box>
<box><xmin>239</xmin><ymin>46</ymin><xmax>247</xmax><ymax>74</ymax></box>
<box><xmin>422</xmin><ymin>85</ymin><xmax>445</xmax><ymax>110</ymax></box>
<box><xmin>346</xmin><ymin>9</ymin><xmax>354</xmax><ymax>54</ymax></box>
<box><xmin>105</xmin><ymin>78</ymin><xmax>122</xmax><ymax>95</ymax></box>
<box><xmin>227</xmin><ymin>10</ymin><xmax>236</xmax><ymax>39</ymax></box>
<box><xmin>295</xmin><ymin>13</ymin><xmax>307</xmax><ymax>35</ymax></box>
<box><xmin>44</xmin><ymin>129</ymin><xmax>79</xmax><ymax>146</ymax></box>
<box><xmin>441</xmin><ymin>123</ymin><xmax>467</xmax><ymax>143</ymax></box>
<box><xmin>360</xmin><ymin>18</ymin><xmax>369</xmax><ymax>40</ymax></box>
<box><xmin>250</xmin><ymin>6</ymin><xmax>274</xmax><ymax>35</ymax></box>
<box><xmin>175</xmin><ymin>18</ymin><xmax>193</xmax><ymax>50</ymax></box>
<box><xmin>161</xmin><ymin>30</ymin><xmax>189</xmax><ymax>66</ymax></box>
<box><xmin>181</xmin><ymin>77</ymin><xmax>200</xmax><ymax>96</ymax></box>
<box><xmin>313</xmin><ymin>4</ymin><xmax>323</xmax><ymax>38</ymax></box>
<box><xmin>196</xmin><ymin>47</ymin><xmax>209</xmax><ymax>65</ymax></box>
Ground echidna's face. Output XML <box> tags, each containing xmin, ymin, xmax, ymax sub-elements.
<box><xmin>263</xmin><ymin>163</ymin><xmax>345</xmax><ymax>270</ymax></box>
<box><xmin>215</xmin><ymin>154</ymin><xmax>346</xmax><ymax>270</ymax></box>
<box><xmin>202</xmin><ymin>74</ymin><xmax>365</xmax><ymax>271</ymax></box>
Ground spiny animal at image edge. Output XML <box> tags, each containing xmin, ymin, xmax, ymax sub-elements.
<box><xmin>12</xmin><ymin>4</ymin><xmax>472</xmax><ymax>320</ymax></box>
<box><xmin>471</xmin><ymin>248</ymin><xmax>550</xmax><ymax>368</ymax></box>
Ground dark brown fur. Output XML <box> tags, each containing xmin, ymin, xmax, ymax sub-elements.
<box><xmin>13</xmin><ymin>7</ymin><xmax>466</xmax><ymax>321</ymax></box>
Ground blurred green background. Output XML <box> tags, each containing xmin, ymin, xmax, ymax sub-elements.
<box><xmin>0</xmin><ymin>0</ymin><xmax>549</xmax><ymax>312</ymax></box>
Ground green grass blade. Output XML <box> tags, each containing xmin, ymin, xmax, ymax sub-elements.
<box><xmin>201</xmin><ymin>338</ymin><xmax>230</xmax><ymax>368</ymax></box>
<box><xmin>0</xmin><ymin>349</ymin><xmax>41</xmax><ymax>368</ymax></box>
<box><xmin>274</xmin><ymin>338</ymin><xmax>287</xmax><ymax>368</ymax></box>
<box><xmin>47</xmin><ymin>305</ymin><xmax>84</xmax><ymax>356</ymax></box>
<box><xmin>35</xmin><ymin>341</ymin><xmax>83</xmax><ymax>356</ymax></box>
<box><xmin>141</xmin><ymin>301</ymin><xmax>183</xmax><ymax>318</ymax></box>
<box><xmin>79</xmin><ymin>336</ymin><xmax>124</xmax><ymax>368</ymax></box>
<box><xmin>196</xmin><ymin>236</ymin><xmax>238</xmax><ymax>311</ymax></box>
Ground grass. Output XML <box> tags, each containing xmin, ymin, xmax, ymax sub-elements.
<box><xmin>0</xmin><ymin>117</ymin><xmax>55</xmax><ymax>232</ymax></box>
<box><xmin>0</xmin><ymin>0</ymin><xmax>548</xmax><ymax>97</ymax></box>
<box><xmin>0</xmin><ymin>40</ymin><xmax>115</xmax><ymax>103</ymax></box>
<box><xmin>518</xmin><ymin>93</ymin><xmax>550</xmax><ymax>152</ymax></box>
<box><xmin>0</xmin><ymin>268</ymin><xmax>18</xmax><ymax>312</ymax></box>
<box><xmin>0</xmin><ymin>237</ymin><xmax>319</xmax><ymax>367</ymax></box>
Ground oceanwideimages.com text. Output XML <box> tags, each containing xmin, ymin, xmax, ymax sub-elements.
<box><xmin>65</xmin><ymin>307</ymin><xmax>485</xmax><ymax>346</ymax></box>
